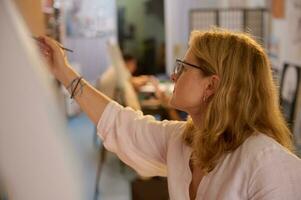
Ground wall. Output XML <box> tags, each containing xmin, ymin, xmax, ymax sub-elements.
<box><xmin>116</xmin><ymin>0</ymin><xmax>165</xmax><ymax>60</ymax></box>
<box><xmin>62</xmin><ymin>0</ymin><xmax>118</xmax><ymax>84</ymax></box>
<box><xmin>116</xmin><ymin>0</ymin><xmax>146</xmax><ymax>56</ymax></box>
<box><xmin>164</xmin><ymin>0</ymin><xmax>266</xmax><ymax>75</ymax></box>
<box><xmin>63</xmin><ymin>37</ymin><xmax>113</xmax><ymax>84</ymax></box>
<box><xmin>269</xmin><ymin>0</ymin><xmax>301</xmax><ymax>72</ymax></box>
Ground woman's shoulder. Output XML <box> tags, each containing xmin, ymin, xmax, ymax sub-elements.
<box><xmin>239</xmin><ymin>133</ymin><xmax>301</xmax><ymax>169</ymax></box>
<box><xmin>238</xmin><ymin>134</ymin><xmax>301</xmax><ymax>198</ymax></box>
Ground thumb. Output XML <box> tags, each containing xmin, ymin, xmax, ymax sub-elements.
<box><xmin>42</xmin><ymin>36</ymin><xmax>63</xmax><ymax>54</ymax></box>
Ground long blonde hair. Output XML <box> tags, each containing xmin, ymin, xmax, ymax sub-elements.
<box><xmin>183</xmin><ymin>29</ymin><xmax>294</xmax><ymax>173</ymax></box>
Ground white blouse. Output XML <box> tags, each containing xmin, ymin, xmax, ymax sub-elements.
<box><xmin>97</xmin><ymin>101</ymin><xmax>301</xmax><ymax>200</ymax></box>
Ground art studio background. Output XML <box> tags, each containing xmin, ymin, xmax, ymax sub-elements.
<box><xmin>1</xmin><ymin>0</ymin><xmax>301</xmax><ymax>200</ymax></box>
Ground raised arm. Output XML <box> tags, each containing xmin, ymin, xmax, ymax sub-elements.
<box><xmin>39</xmin><ymin>36</ymin><xmax>110</xmax><ymax>124</ymax></box>
<box><xmin>39</xmin><ymin>37</ymin><xmax>187</xmax><ymax>177</ymax></box>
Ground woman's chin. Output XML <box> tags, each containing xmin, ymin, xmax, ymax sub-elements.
<box><xmin>169</xmin><ymin>97</ymin><xmax>175</xmax><ymax>107</ymax></box>
<box><xmin>169</xmin><ymin>98</ymin><xmax>182</xmax><ymax>110</ymax></box>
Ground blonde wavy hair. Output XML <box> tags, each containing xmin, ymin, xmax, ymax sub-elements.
<box><xmin>183</xmin><ymin>29</ymin><xmax>294</xmax><ymax>173</ymax></box>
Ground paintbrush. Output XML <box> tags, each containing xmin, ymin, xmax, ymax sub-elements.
<box><xmin>32</xmin><ymin>36</ymin><xmax>74</xmax><ymax>53</ymax></box>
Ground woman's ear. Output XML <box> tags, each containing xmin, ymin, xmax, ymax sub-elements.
<box><xmin>206</xmin><ymin>75</ymin><xmax>220</xmax><ymax>97</ymax></box>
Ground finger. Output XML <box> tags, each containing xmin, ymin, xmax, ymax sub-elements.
<box><xmin>44</xmin><ymin>36</ymin><xmax>65</xmax><ymax>51</ymax></box>
<box><xmin>54</xmin><ymin>40</ymin><xmax>68</xmax><ymax>58</ymax></box>
<box><xmin>37</xmin><ymin>42</ymin><xmax>52</xmax><ymax>53</ymax></box>
<box><xmin>34</xmin><ymin>37</ymin><xmax>50</xmax><ymax>51</ymax></box>
<box><xmin>43</xmin><ymin>36</ymin><xmax>69</xmax><ymax>61</ymax></box>
<box><xmin>43</xmin><ymin>49</ymin><xmax>50</xmax><ymax>56</ymax></box>
<box><xmin>36</xmin><ymin>42</ymin><xmax>51</xmax><ymax>55</ymax></box>
<box><xmin>37</xmin><ymin>36</ymin><xmax>45</xmax><ymax>43</ymax></box>
<box><xmin>42</xmin><ymin>36</ymin><xmax>62</xmax><ymax>53</ymax></box>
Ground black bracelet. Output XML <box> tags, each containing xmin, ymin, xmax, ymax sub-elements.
<box><xmin>67</xmin><ymin>76</ymin><xmax>85</xmax><ymax>99</ymax></box>
<box><xmin>70</xmin><ymin>77</ymin><xmax>83</xmax><ymax>99</ymax></box>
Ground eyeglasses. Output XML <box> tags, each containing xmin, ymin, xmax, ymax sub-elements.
<box><xmin>173</xmin><ymin>59</ymin><xmax>210</xmax><ymax>78</ymax></box>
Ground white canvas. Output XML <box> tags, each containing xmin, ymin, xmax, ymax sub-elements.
<box><xmin>0</xmin><ymin>1</ymin><xmax>86</xmax><ymax>199</ymax></box>
<box><xmin>106</xmin><ymin>41</ymin><xmax>141</xmax><ymax>110</ymax></box>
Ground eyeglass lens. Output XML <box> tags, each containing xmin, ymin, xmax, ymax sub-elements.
<box><xmin>174</xmin><ymin>61</ymin><xmax>183</xmax><ymax>75</ymax></box>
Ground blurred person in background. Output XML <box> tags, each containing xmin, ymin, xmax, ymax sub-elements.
<box><xmin>122</xmin><ymin>53</ymin><xmax>151</xmax><ymax>91</ymax></box>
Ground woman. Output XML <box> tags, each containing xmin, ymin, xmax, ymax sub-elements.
<box><xmin>39</xmin><ymin>29</ymin><xmax>301</xmax><ymax>200</ymax></box>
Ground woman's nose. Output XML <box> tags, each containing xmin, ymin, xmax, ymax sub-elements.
<box><xmin>171</xmin><ymin>73</ymin><xmax>177</xmax><ymax>82</ymax></box>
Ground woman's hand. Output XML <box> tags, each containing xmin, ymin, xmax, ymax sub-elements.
<box><xmin>36</xmin><ymin>36</ymin><xmax>111</xmax><ymax>125</ymax></box>
<box><xmin>36</xmin><ymin>36</ymin><xmax>70</xmax><ymax>82</ymax></box>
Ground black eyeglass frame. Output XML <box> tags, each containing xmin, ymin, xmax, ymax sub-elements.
<box><xmin>174</xmin><ymin>59</ymin><xmax>215</xmax><ymax>76</ymax></box>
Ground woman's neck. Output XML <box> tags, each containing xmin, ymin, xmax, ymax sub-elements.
<box><xmin>189</xmin><ymin>109</ymin><xmax>205</xmax><ymax>129</ymax></box>
<box><xmin>187</xmin><ymin>102</ymin><xmax>209</xmax><ymax>128</ymax></box>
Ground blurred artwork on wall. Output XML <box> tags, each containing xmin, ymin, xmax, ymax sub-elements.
<box><xmin>280</xmin><ymin>63</ymin><xmax>301</xmax><ymax>125</ymax></box>
<box><xmin>287</xmin><ymin>0</ymin><xmax>301</xmax><ymax>64</ymax></box>
<box><xmin>272</xmin><ymin>0</ymin><xmax>285</xmax><ymax>18</ymax></box>
<box><xmin>280</xmin><ymin>63</ymin><xmax>301</xmax><ymax>151</ymax></box>
<box><xmin>293</xmin><ymin>79</ymin><xmax>301</xmax><ymax>148</ymax></box>
<box><xmin>268</xmin><ymin>34</ymin><xmax>281</xmax><ymax>68</ymax></box>
<box><xmin>290</xmin><ymin>63</ymin><xmax>301</xmax><ymax>149</ymax></box>
<box><xmin>64</xmin><ymin>0</ymin><xmax>116</xmax><ymax>38</ymax></box>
